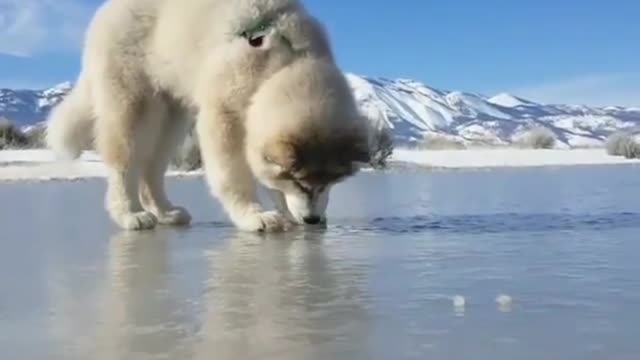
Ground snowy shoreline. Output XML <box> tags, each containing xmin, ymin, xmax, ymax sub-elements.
<box><xmin>0</xmin><ymin>150</ymin><xmax>203</xmax><ymax>182</ymax></box>
<box><xmin>389</xmin><ymin>148</ymin><xmax>640</xmax><ymax>169</ymax></box>
<box><xmin>1</xmin><ymin>148</ymin><xmax>639</xmax><ymax>182</ymax></box>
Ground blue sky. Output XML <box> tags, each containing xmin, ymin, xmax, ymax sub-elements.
<box><xmin>1</xmin><ymin>0</ymin><xmax>638</xmax><ymax>106</ymax></box>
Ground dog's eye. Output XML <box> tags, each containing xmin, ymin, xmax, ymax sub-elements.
<box><xmin>242</xmin><ymin>27</ymin><xmax>270</xmax><ymax>48</ymax></box>
<box><xmin>248</xmin><ymin>35</ymin><xmax>264</xmax><ymax>48</ymax></box>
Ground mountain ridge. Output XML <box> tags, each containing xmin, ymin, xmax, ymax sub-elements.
<box><xmin>2</xmin><ymin>76</ymin><xmax>639</xmax><ymax>148</ymax></box>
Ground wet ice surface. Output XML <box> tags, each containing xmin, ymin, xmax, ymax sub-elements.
<box><xmin>1</xmin><ymin>165</ymin><xmax>640</xmax><ymax>360</ymax></box>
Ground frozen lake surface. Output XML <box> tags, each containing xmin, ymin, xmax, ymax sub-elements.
<box><xmin>1</xmin><ymin>165</ymin><xmax>640</xmax><ymax>360</ymax></box>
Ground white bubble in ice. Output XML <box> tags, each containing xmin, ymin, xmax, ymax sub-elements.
<box><xmin>496</xmin><ymin>294</ymin><xmax>512</xmax><ymax>306</ymax></box>
<box><xmin>452</xmin><ymin>295</ymin><xmax>466</xmax><ymax>308</ymax></box>
<box><xmin>496</xmin><ymin>294</ymin><xmax>513</xmax><ymax>312</ymax></box>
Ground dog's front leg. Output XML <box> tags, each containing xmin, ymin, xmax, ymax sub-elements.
<box><xmin>267</xmin><ymin>189</ymin><xmax>296</xmax><ymax>221</ymax></box>
<box><xmin>195</xmin><ymin>107</ymin><xmax>291</xmax><ymax>232</ymax></box>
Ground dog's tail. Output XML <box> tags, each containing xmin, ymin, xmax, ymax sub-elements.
<box><xmin>45</xmin><ymin>75</ymin><xmax>95</xmax><ymax>160</ymax></box>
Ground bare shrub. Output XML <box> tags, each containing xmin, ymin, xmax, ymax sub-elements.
<box><xmin>421</xmin><ymin>133</ymin><xmax>466</xmax><ymax>150</ymax></box>
<box><xmin>368</xmin><ymin>126</ymin><xmax>394</xmax><ymax>169</ymax></box>
<box><xmin>606</xmin><ymin>131</ymin><xmax>640</xmax><ymax>159</ymax></box>
<box><xmin>0</xmin><ymin>118</ymin><xmax>29</xmax><ymax>149</ymax></box>
<box><xmin>23</xmin><ymin>124</ymin><xmax>47</xmax><ymax>149</ymax></box>
<box><xmin>520</xmin><ymin>126</ymin><xmax>556</xmax><ymax>149</ymax></box>
<box><xmin>170</xmin><ymin>127</ymin><xmax>202</xmax><ymax>171</ymax></box>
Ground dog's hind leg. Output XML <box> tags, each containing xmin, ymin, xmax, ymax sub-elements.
<box><xmin>93</xmin><ymin>77</ymin><xmax>163</xmax><ymax>231</ymax></box>
<box><xmin>139</xmin><ymin>100</ymin><xmax>193</xmax><ymax>226</ymax></box>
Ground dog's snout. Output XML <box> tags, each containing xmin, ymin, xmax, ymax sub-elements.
<box><xmin>303</xmin><ymin>215</ymin><xmax>322</xmax><ymax>225</ymax></box>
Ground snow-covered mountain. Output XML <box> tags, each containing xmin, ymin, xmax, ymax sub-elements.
<box><xmin>347</xmin><ymin>74</ymin><xmax>640</xmax><ymax>148</ymax></box>
<box><xmin>3</xmin><ymin>76</ymin><xmax>640</xmax><ymax>148</ymax></box>
<box><xmin>0</xmin><ymin>82</ymin><xmax>72</xmax><ymax>126</ymax></box>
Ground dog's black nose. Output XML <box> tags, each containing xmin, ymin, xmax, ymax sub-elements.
<box><xmin>303</xmin><ymin>216</ymin><xmax>322</xmax><ymax>225</ymax></box>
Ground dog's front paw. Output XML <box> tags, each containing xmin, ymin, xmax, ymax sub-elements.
<box><xmin>112</xmin><ymin>211</ymin><xmax>158</xmax><ymax>231</ymax></box>
<box><xmin>156</xmin><ymin>207</ymin><xmax>192</xmax><ymax>226</ymax></box>
<box><xmin>235</xmin><ymin>210</ymin><xmax>293</xmax><ymax>233</ymax></box>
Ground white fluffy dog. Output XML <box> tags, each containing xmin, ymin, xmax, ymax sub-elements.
<box><xmin>46</xmin><ymin>0</ymin><xmax>371</xmax><ymax>232</ymax></box>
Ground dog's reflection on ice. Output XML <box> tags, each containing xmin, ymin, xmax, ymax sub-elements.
<box><xmin>88</xmin><ymin>228</ymin><xmax>370</xmax><ymax>360</ymax></box>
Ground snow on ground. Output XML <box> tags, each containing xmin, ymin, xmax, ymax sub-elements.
<box><xmin>1</xmin><ymin>148</ymin><xmax>639</xmax><ymax>182</ymax></box>
<box><xmin>0</xmin><ymin>150</ymin><xmax>202</xmax><ymax>182</ymax></box>
<box><xmin>391</xmin><ymin>147</ymin><xmax>640</xmax><ymax>169</ymax></box>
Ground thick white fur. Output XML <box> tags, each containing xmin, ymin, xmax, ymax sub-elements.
<box><xmin>244</xmin><ymin>56</ymin><xmax>368</xmax><ymax>224</ymax></box>
<box><xmin>45</xmin><ymin>0</ymin><xmax>368</xmax><ymax>232</ymax></box>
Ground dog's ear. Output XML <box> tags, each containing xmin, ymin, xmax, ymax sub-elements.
<box><xmin>263</xmin><ymin>140</ymin><xmax>297</xmax><ymax>170</ymax></box>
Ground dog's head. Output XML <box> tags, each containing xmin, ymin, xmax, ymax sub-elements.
<box><xmin>245</xmin><ymin>57</ymin><xmax>371</xmax><ymax>225</ymax></box>
<box><xmin>251</xmin><ymin>129</ymin><xmax>369</xmax><ymax>225</ymax></box>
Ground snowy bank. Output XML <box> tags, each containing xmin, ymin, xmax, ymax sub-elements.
<box><xmin>0</xmin><ymin>150</ymin><xmax>202</xmax><ymax>182</ymax></box>
<box><xmin>390</xmin><ymin>148</ymin><xmax>640</xmax><ymax>169</ymax></box>
<box><xmin>1</xmin><ymin>148</ymin><xmax>639</xmax><ymax>182</ymax></box>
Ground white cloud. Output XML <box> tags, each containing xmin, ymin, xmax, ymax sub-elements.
<box><xmin>511</xmin><ymin>73</ymin><xmax>640</xmax><ymax>108</ymax></box>
<box><xmin>0</xmin><ymin>0</ymin><xmax>93</xmax><ymax>56</ymax></box>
